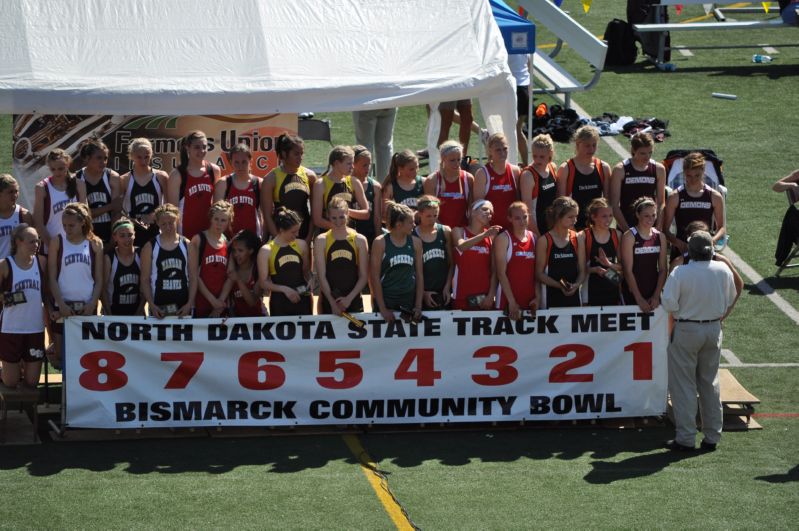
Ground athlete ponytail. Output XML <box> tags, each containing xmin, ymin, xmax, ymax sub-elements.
<box><xmin>383</xmin><ymin>150</ymin><xmax>417</xmax><ymax>189</ymax></box>
<box><xmin>385</xmin><ymin>201</ymin><xmax>414</xmax><ymax>229</ymax></box>
<box><xmin>274</xmin><ymin>206</ymin><xmax>302</xmax><ymax>232</ymax></box>
<box><xmin>546</xmin><ymin>196</ymin><xmax>578</xmax><ymax>230</ymax></box>
<box><xmin>322</xmin><ymin>145</ymin><xmax>355</xmax><ymax>177</ymax></box>
<box><xmin>275</xmin><ymin>134</ymin><xmax>304</xmax><ymax>165</ymax></box>
<box><xmin>46</xmin><ymin>149</ymin><xmax>77</xmax><ymax>199</ymax></box>
<box><xmin>177</xmin><ymin>131</ymin><xmax>207</xmax><ymax>176</ymax></box>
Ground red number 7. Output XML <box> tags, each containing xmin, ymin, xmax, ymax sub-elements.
<box><xmin>161</xmin><ymin>352</ymin><xmax>204</xmax><ymax>389</ymax></box>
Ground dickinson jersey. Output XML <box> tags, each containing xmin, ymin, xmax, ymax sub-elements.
<box><xmin>583</xmin><ymin>228</ymin><xmax>622</xmax><ymax>306</ymax></box>
<box><xmin>528</xmin><ymin>162</ymin><xmax>558</xmax><ymax>233</ymax></box>
<box><xmin>322</xmin><ymin>229</ymin><xmax>363</xmax><ymax>313</ymax></box>
<box><xmin>392</xmin><ymin>176</ymin><xmax>424</xmax><ymax>210</ymax></box>
<box><xmin>57</xmin><ymin>235</ymin><xmax>94</xmax><ymax>304</ymax></box>
<box><xmin>231</xmin><ymin>266</ymin><xmax>265</xmax><ymax>317</ymax></box>
<box><xmin>414</xmin><ymin>224</ymin><xmax>448</xmax><ymax>294</ymax></box>
<box><xmin>0</xmin><ymin>256</ymin><xmax>44</xmax><ymax>334</ymax></box>
<box><xmin>42</xmin><ymin>177</ymin><xmax>75</xmax><ymax>253</ymax></box>
<box><xmin>354</xmin><ymin>177</ymin><xmax>378</xmax><ymax>242</ymax></box>
<box><xmin>623</xmin><ymin>227</ymin><xmax>661</xmax><ymax>302</ymax></box>
<box><xmin>267</xmin><ymin>239</ymin><xmax>311</xmax><ymax>316</ymax></box>
<box><xmin>620</xmin><ymin>159</ymin><xmax>658</xmax><ymax>229</ymax></box>
<box><xmin>0</xmin><ymin>205</ymin><xmax>23</xmax><ymax>260</ymax></box>
<box><xmin>543</xmin><ymin>231</ymin><xmax>580</xmax><ymax>308</ymax></box>
<box><xmin>107</xmin><ymin>249</ymin><xmax>141</xmax><ymax>315</ymax></box>
<box><xmin>150</xmin><ymin>236</ymin><xmax>189</xmax><ymax>308</ymax></box>
<box><xmin>380</xmin><ymin>234</ymin><xmax>416</xmax><ymax>309</ymax></box>
<box><xmin>566</xmin><ymin>158</ymin><xmax>606</xmax><ymax>229</ymax></box>
<box><xmin>674</xmin><ymin>184</ymin><xmax>714</xmax><ymax>242</ymax></box>
<box><xmin>273</xmin><ymin>166</ymin><xmax>312</xmax><ymax>239</ymax></box>
<box><xmin>224</xmin><ymin>175</ymin><xmax>262</xmax><ymax>239</ymax></box>
<box><xmin>77</xmin><ymin>168</ymin><xmax>113</xmax><ymax>243</ymax></box>
<box><xmin>194</xmin><ymin>233</ymin><xmax>228</xmax><ymax>317</ymax></box>
<box><xmin>178</xmin><ymin>161</ymin><xmax>215</xmax><ymax>241</ymax></box>
<box><xmin>483</xmin><ymin>163</ymin><xmax>518</xmax><ymax>230</ymax></box>
<box><xmin>452</xmin><ymin>228</ymin><xmax>492</xmax><ymax>309</ymax></box>
<box><xmin>496</xmin><ymin>230</ymin><xmax>536</xmax><ymax>310</ymax></box>
<box><xmin>434</xmin><ymin>170</ymin><xmax>469</xmax><ymax>229</ymax></box>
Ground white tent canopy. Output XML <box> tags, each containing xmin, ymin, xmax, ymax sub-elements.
<box><xmin>0</xmin><ymin>0</ymin><xmax>518</xmax><ymax>160</ymax></box>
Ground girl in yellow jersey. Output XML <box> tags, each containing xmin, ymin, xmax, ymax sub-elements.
<box><xmin>312</xmin><ymin>145</ymin><xmax>370</xmax><ymax>231</ymax></box>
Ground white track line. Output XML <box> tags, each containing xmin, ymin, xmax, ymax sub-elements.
<box><xmin>721</xmin><ymin>363</ymin><xmax>799</xmax><ymax>368</ymax></box>
<box><xmin>675</xmin><ymin>47</ymin><xmax>694</xmax><ymax>57</ymax></box>
<box><xmin>760</xmin><ymin>45</ymin><xmax>779</xmax><ymax>54</ymax></box>
<box><xmin>721</xmin><ymin>349</ymin><xmax>743</xmax><ymax>365</ymax></box>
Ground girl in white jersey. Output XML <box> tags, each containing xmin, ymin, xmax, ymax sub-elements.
<box><xmin>0</xmin><ymin>174</ymin><xmax>34</xmax><ymax>260</ymax></box>
<box><xmin>33</xmin><ymin>149</ymin><xmax>87</xmax><ymax>255</ymax></box>
<box><xmin>47</xmin><ymin>203</ymin><xmax>103</xmax><ymax>369</ymax></box>
<box><xmin>0</xmin><ymin>224</ymin><xmax>48</xmax><ymax>388</ymax></box>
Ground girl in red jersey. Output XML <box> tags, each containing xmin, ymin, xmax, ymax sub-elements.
<box><xmin>261</xmin><ymin>134</ymin><xmax>316</xmax><ymax>242</ymax></box>
<box><xmin>494</xmin><ymin>201</ymin><xmax>537</xmax><ymax>320</ymax></box>
<box><xmin>382</xmin><ymin>150</ymin><xmax>424</xmax><ymax>212</ymax></box>
<box><xmin>519</xmin><ymin>133</ymin><xmax>558</xmax><ymax>237</ymax></box>
<box><xmin>423</xmin><ymin>140</ymin><xmax>474</xmax><ymax>230</ymax></box>
<box><xmin>121</xmin><ymin>138</ymin><xmax>169</xmax><ymax>247</ymax></box>
<box><xmin>312</xmin><ymin>145</ymin><xmax>370</xmax><ymax>231</ymax></box>
<box><xmin>451</xmin><ymin>199</ymin><xmax>501</xmax><ymax>310</ymax></box>
<box><xmin>0</xmin><ymin>174</ymin><xmax>34</xmax><ymax>261</ymax></box>
<box><xmin>557</xmin><ymin>126</ymin><xmax>611</xmax><ymax>230</ymax></box>
<box><xmin>76</xmin><ymin>139</ymin><xmax>122</xmax><ymax>246</ymax></box>
<box><xmin>535</xmin><ymin>197</ymin><xmax>585</xmax><ymax>309</ymax></box>
<box><xmin>414</xmin><ymin>195</ymin><xmax>454</xmax><ymax>310</ymax></box>
<box><xmin>580</xmin><ymin>198</ymin><xmax>624</xmax><ymax>307</ymax></box>
<box><xmin>0</xmin><ymin>224</ymin><xmax>49</xmax><ymax>388</ymax></box>
<box><xmin>351</xmin><ymin>146</ymin><xmax>383</xmax><ymax>246</ymax></box>
<box><xmin>33</xmin><ymin>149</ymin><xmax>87</xmax><ymax>255</ymax></box>
<box><xmin>474</xmin><ymin>133</ymin><xmax>521</xmax><ymax>231</ymax></box>
<box><xmin>189</xmin><ymin>200</ymin><xmax>232</xmax><ymax>318</ymax></box>
<box><xmin>167</xmin><ymin>131</ymin><xmax>221</xmax><ymax>241</ymax></box>
<box><xmin>214</xmin><ymin>143</ymin><xmax>264</xmax><ymax>240</ymax></box>
<box><xmin>609</xmin><ymin>132</ymin><xmax>666</xmax><ymax>233</ymax></box>
<box><xmin>226</xmin><ymin>229</ymin><xmax>266</xmax><ymax>317</ymax></box>
<box><xmin>622</xmin><ymin>197</ymin><xmax>667</xmax><ymax>312</ymax></box>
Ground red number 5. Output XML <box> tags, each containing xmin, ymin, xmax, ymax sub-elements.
<box><xmin>317</xmin><ymin>350</ymin><xmax>363</xmax><ymax>389</ymax></box>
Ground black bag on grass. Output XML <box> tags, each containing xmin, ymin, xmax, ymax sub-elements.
<box><xmin>604</xmin><ymin>19</ymin><xmax>637</xmax><ymax>66</ymax></box>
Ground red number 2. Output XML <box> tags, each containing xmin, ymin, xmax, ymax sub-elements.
<box><xmin>549</xmin><ymin>344</ymin><xmax>594</xmax><ymax>383</ymax></box>
<box><xmin>79</xmin><ymin>350</ymin><xmax>128</xmax><ymax>391</ymax></box>
<box><xmin>161</xmin><ymin>352</ymin><xmax>204</xmax><ymax>389</ymax></box>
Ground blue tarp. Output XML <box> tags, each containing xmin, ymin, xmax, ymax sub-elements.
<box><xmin>490</xmin><ymin>0</ymin><xmax>535</xmax><ymax>54</ymax></box>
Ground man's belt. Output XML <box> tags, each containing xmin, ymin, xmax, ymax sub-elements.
<box><xmin>676</xmin><ymin>318</ymin><xmax>720</xmax><ymax>323</ymax></box>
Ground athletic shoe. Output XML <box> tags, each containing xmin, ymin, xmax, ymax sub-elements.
<box><xmin>665</xmin><ymin>439</ymin><xmax>695</xmax><ymax>452</ymax></box>
<box><xmin>699</xmin><ymin>440</ymin><xmax>718</xmax><ymax>452</ymax></box>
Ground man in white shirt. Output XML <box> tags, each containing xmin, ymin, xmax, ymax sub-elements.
<box><xmin>661</xmin><ymin>231</ymin><xmax>738</xmax><ymax>451</ymax></box>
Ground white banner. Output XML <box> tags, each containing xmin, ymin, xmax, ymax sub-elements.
<box><xmin>64</xmin><ymin>307</ymin><xmax>669</xmax><ymax>428</ymax></box>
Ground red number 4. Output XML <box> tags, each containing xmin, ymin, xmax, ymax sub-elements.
<box><xmin>394</xmin><ymin>348</ymin><xmax>441</xmax><ymax>387</ymax></box>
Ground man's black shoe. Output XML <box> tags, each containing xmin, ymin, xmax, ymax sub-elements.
<box><xmin>700</xmin><ymin>440</ymin><xmax>717</xmax><ymax>452</ymax></box>
<box><xmin>665</xmin><ymin>439</ymin><xmax>695</xmax><ymax>452</ymax></box>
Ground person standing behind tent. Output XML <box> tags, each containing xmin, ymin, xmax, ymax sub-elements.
<box><xmin>437</xmin><ymin>100</ymin><xmax>474</xmax><ymax>164</ymax></box>
<box><xmin>474</xmin><ymin>133</ymin><xmax>521</xmax><ymax>231</ymax></box>
<box><xmin>258</xmin><ymin>207</ymin><xmax>313</xmax><ymax>317</ymax></box>
<box><xmin>33</xmin><ymin>149</ymin><xmax>87</xmax><ymax>256</ymax></box>
<box><xmin>315</xmin><ymin>198</ymin><xmax>368</xmax><ymax>316</ymax></box>
<box><xmin>121</xmin><ymin>138</ymin><xmax>168</xmax><ymax>247</ymax></box>
<box><xmin>557</xmin><ymin>126</ymin><xmax>611</xmax><ymax>230</ymax></box>
<box><xmin>351</xmin><ymin>146</ymin><xmax>383</xmax><ymax>246</ymax></box>
<box><xmin>661</xmin><ymin>230</ymin><xmax>737</xmax><ymax>452</ymax></box>
<box><xmin>370</xmin><ymin>202</ymin><xmax>424</xmax><ymax>323</ymax></box>
<box><xmin>609</xmin><ymin>132</ymin><xmax>666</xmax><ymax>232</ymax></box>
<box><xmin>226</xmin><ymin>229</ymin><xmax>266</xmax><ymax>317</ymax></box>
<box><xmin>622</xmin><ymin>197</ymin><xmax>667</xmax><ymax>312</ymax></box>
<box><xmin>662</xmin><ymin>152</ymin><xmax>725</xmax><ymax>259</ymax></box>
<box><xmin>494</xmin><ymin>201</ymin><xmax>537</xmax><ymax>320</ymax></box>
<box><xmin>262</xmin><ymin>134</ymin><xmax>316</xmax><ymax>242</ymax></box>
<box><xmin>140</xmin><ymin>204</ymin><xmax>192</xmax><ymax>319</ymax></box>
<box><xmin>102</xmin><ymin>218</ymin><xmax>144</xmax><ymax>316</ymax></box>
<box><xmin>167</xmin><ymin>130</ymin><xmax>221</xmax><ymax>241</ymax></box>
<box><xmin>536</xmin><ymin>197</ymin><xmax>585</xmax><ymax>308</ymax></box>
<box><xmin>382</xmin><ymin>150</ymin><xmax>424</xmax><ymax>213</ymax></box>
<box><xmin>508</xmin><ymin>53</ymin><xmax>531</xmax><ymax>167</ymax></box>
<box><xmin>76</xmin><ymin>139</ymin><xmax>122</xmax><ymax>246</ymax></box>
<box><xmin>451</xmin><ymin>200</ymin><xmax>500</xmax><ymax>311</ymax></box>
<box><xmin>519</xmin><ymin>134</ymin><xmax>558</xmax><ymax>237</ymax></box>
<box><xmin>214</xmin><ymin>143</ymin><xmax>263</xmax><ymax>240</ymax></box>
<box><xmin>312</xmin><ymin>145</ymin><xmax>370</xmax><ymax>231</ymax></box>
<box><xmin>414</xmin><ymin>196</ymin><xmax>454</xmax><ymax>310</ymax></box>
<box><xmin>423</xmin><ymin>141</ymin><xmax>474</xmax><ymax>230</ymax></box>
<box><xmin>580</xmin><ymin>198</ymin><xmax>623</xmax><ymax>307</ymax></box>
<box><xmin>0</xmin><ymin>174</ymin><xmax>33</xmax><ymax>260</ymax></box>
<box><xmin>772</xmin><ymin>168</ymin><xmax>799</xmax><ymax>267</ymax></box>
<box><xmin>352</xmin><ymin>108</ymin><xmax>398</xmax><ymax>183</ymax></box>
<box><xmin>189</xmin><ymin>201</ymin><xmax>232</xmax><ymax>318</ymax></box>
<box><xmin>0</xmin><ymin>224</ymin><xmax>48</xmax><ymax>388</ymax></box>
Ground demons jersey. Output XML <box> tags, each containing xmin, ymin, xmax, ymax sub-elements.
<box><xmin>224</xmin><ymin>174</ymin><xmax>261</xmax><ymax>238</ymax></box>
<box><xmin>674</xmin><ymin>184</ymin><xmax>714</xmax><ymax>242</ymax></box>
<box><xmin>496</xmin><ymin>230</ymin><xmax>536</xmax><ymax>310</ymax></box>
<box><xmin>483</xmin><ymin>163</ymin><xmax>518</xmax><ymax>230</ymax></box>
<box><xmin>623</xmin><ymin>227</ymin><xmax>662</xmax><ymax>301</ymax></box>
<box><xmin>620</xmin><ymin>159</ymin><xmax>658</xmax><ymax>229</ymax></box>
<box><xmin>178</xmin><ymin>162</ymin><xmax>215</xmax><ymax>240</ymax></box>
<box><xmin>77</xmin><ymin>168</ymin><xmax>113</xmax><ymax>243</ymax></box>
<box><xmin>433</xmin><ymin>170</ymin><xmax>470</xmax><ymax>229</ymax></box>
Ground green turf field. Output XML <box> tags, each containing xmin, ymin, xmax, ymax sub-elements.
<box><xmin>0</xmin><ymin>1</ymin><xmax>797</xmax><ymax>529</ymax></box>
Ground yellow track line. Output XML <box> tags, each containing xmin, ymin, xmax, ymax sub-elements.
<box><xmin>343</xmin><ymin>434</ymin><xmax>415</xmax><ymax>531</ymax></box>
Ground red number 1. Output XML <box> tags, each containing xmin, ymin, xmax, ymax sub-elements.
<box><xmin>625</xmin><ymin>342</ymin><xmax>653</xmax><ymax>380</ymax></box>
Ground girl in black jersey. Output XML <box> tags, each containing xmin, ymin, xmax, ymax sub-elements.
<box><xmin>314</xmin><ymin>198</ymin><xmax>369</xmax><ymax>315</ymax></box>
<box><xmin>520</xmin><ymin>133</ymin><xmax>558</xmax><ymax>236</ymax></box>
<box><xmin>621</xmin><ymin>197</ymin><xmax>667</xmax><ymax>312</ymax></box>
<box><xmin>312</xmin><ymin>145</ymin><xmax>370</xmax><ymax>231</ymax></box>
<box><xmin>557</xmin><ymin>126</ymin><xmax>611</xmax><ymax>230</ymax></box>
<box><xmin>121</xmin><ymin>138</ymin><xmax>169</xmax><ymax>247</ymax></box>
<box><xmin>351</xmin><ymin>145</ymin><xmax>383</xmax><ymax>246</ymax></box>
<box><xmin>535</xmin><ymin>197</ymin><xmax>586</xmax><ymax>308</ymax></box>
<box><xmin>580</xmin><ymin>198</ymin><xmax>623</xmax><ymax>306</ymax></box>
<box><xmin>140</xmin><ymin>204</ymin><xmax>192</xmax><ymax>318</ymax></box>
<box><xmin>257</xmin><ymin>207</ymin><xmax>312</xmax><ymax>316</ymax></box>
<box><xmin>261</xmin><ymin>134</ymin><xmax>317</xmax><ymax>242</ymax></box>
<box><xmin>76</xmin><ymin>139</ymin><xmax>121</xmax><ymax>246</ymax></box>
<box><xmin>609</xmin><ymin>132</ymin><xmax>666</xmax><ymax>233</ymax></box>
<box><xmin>102</xmin><ymin>218</ymin><xmax>143</xmax><ymax>315</ymax></box>
<box><xmin>414</xmin><ymin>195</ymin><xmax>453</xmax><ymax>310</ymax></box>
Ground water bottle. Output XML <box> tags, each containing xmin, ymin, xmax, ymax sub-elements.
<box><xmin>752</xmin><ymin>54</ymin><xmax>773</xmax><ymax>63</ymax></box>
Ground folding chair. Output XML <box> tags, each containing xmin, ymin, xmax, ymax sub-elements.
<box><xmin>776</xmin><ymin>187</ymin><xmax>799</xmax><ymax>277</ymax></box>
<box><xmin>298</xmin><ymin>119</ymin><xmax>333</xmax><ymax>145</ymax></box>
